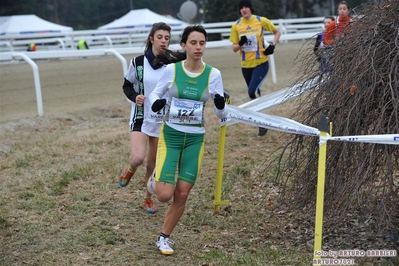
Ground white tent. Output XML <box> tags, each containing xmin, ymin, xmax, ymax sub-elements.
<box><xmin>0</xmin><ymin>16</ymin><xmax>10</xmax><ymax>25</ymax></box>
<box><xmin>0</xmin><ymin>14</ymin><xmax>73</xmax><ymax>35</ymax></box>
<box><xmin>98</xmin><ymin>8</ymin><xmax>187</xmax><ymax>30</ymax></box>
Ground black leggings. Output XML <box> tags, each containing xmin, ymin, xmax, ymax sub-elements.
<box><xmin>241</xmin><ymin>61</ymin><xmax>269</xmax><ymax>99</ymax></box>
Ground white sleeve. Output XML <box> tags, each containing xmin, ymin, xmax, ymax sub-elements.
<box><xmin>124</xmin><ymin>58</ymin><xmax>137</xmax><ymax>84</ymax></box>
<box><xmin>149</xmin><ymin>64</ymin><xmax>175</xmax><ymax>105</ymax></box>
<box><xmin>209</xmin><ymin>67</ymin><xmax>228</xmax><ymax>119</ymax></box>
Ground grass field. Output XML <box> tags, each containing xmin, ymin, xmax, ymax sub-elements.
<box><xmin>1</xmin><ymin>42</ymin><xmax>397</xmax><ymax>265</ymax></box>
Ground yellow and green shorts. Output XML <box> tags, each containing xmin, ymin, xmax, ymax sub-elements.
<box><xmin>155</xmin><ymin>123</ymin><xmax>205</xmax><ymax>185</ymax></box>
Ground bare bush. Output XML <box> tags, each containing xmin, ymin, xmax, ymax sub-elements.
<box><xmin>275</xmin><ymin>0</ymin><xmax>399</xmax><ymax>237</ymax></box>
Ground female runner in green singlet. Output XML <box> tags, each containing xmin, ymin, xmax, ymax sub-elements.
<box><xmin>148</xmin><ymin>24</ymin><xmax>228</xmax><ymax>255</ymax></box>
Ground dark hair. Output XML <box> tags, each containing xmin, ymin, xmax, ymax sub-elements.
<box><xmin>324</xmin><ymin>16</ymin><xmax>335</xmax><ymax>21</ymax></box>
<box><xmin>144</xmin><ymin>22</ymin><xmax>171</xmax><ymax>52</ymax></box>
<box><xmin>180</xmin><ymin>24</ymin><xmax>207</xmax><ymax>44</ymax></box>
<box><xmin>238</xmin><ymin>0</ymin><xmax>255</xmax><ymax>14</ymax></box>
<box><xmin>338</xmin><ymin>1</ymin><xmax>350</xmax><ymax>9</ymax></box>
<box><xmin>155</xmin><ymin>24</ymin><xmax>208</xmax><ymax>65</ymax></box>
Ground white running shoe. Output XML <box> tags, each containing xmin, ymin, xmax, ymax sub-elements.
<box><xmin>147</xmin><ymin>171</ymin><xmax>155</xmax><ymax>195</ymax></box>
<box><xmin>156</xmin><ymin>236</ymin><xmax>175</xmax><ymax>255</ymax></box>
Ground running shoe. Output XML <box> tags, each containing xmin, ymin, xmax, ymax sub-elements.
<box><xmin>147</xmin><ymin>172</ymin><xmax>155</xmax><ymax>194</ymax></box>
<box><xmin>118</xmin><ymin>166</ymin><xmax>134</xmax><ymax>187</ymax></box>
<box><xmin>258</xmin><ymin>127</ymin><xmax>268</xmax><ymax>137</ymax></box>
<box><xmin>156</xmin><ymin>236</ymin><xmax>175</xmax><ymax>255</ymax></box>
<box><xmin>143</xmin><ymin>198</ymin><xmax>157</xmax><ymax>214</ymax></box>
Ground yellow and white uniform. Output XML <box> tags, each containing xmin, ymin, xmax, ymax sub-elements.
<box><xmin>230</xmin><ymin>15</ymin><xmax>277</xmax><ymax>68</ymax></box>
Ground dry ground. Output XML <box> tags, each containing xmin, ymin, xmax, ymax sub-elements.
<box><xmin>1</xmin><ymin>42</ymin><xmax>395</xmax><ymax>265</ymax></box>
<box><xmin>0</xmin><ymin>41</ymin><xmax>303</xmax><ymax>123</ymax></box>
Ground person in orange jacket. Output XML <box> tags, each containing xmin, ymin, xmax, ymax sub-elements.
<box><xmin>314</xmin><ymin>16</ymin><xmax>334</xmax><ymax>72</ymax></box>
<box><xmin>323</xmin><ymin>1</ymin><xmax>352</xmax><ymax>46</ymax></box>
<box><xmin>314</xmin><ymin>16</ymin><xmax>335</xmax><ymax>57</ymax></box>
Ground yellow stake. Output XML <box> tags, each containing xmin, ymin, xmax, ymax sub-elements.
<box><xmin>313</xmin><ymin>116</ymin><xmax>330</xmax><ymax>265</ymax></box>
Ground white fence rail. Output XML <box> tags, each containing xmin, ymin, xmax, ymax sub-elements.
<box><xmin>0</xmin><ymin>41</ymin><xmax>278</xmax><ymax>117</ymax></box>
<box><xmin>0</xmin><ymin>49</ymin><xmax>130</xmax><ymax>117</ymax></box>
<box><xmin>0</xmin><ymin>17</ymin><xmax>324</xmax><ymax>52</ymax></box>
<box><xmin>1</xmin><ymin>17</ymin><xmax>324</xmax><ymax>117</ymax></box>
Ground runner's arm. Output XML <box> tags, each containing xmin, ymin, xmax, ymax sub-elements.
<box><xmin>122</xmin><ymin>78</ymin><xmax>138</xmax><ymax>102</ymax></box>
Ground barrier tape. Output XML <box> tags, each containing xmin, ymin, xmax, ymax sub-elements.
<box><xmin>223</xmin><ymin>76</ymin><xmax>322</xmax><ymax>127</ymax></box>
<box><xmin>222</xmin><ymin>105</ymin><xmax>320</xmax><ymax>136</ymax></box>
<box><xmin>224</xmin><ymin>106</ymin><xmax>398</xmax><ymax>145</ymax></box>
<box><xmin>322</xmin><ymin>134</ymin><xmax>399</xmax><ymax>145</ymax></box>
<box><xmin>222</xmin><ymin>78</ymin><xmax>398</xmax><ymax>145</ymax></box>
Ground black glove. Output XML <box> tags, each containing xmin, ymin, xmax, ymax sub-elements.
<box><xmin>238</xmin><ymin>35</ymin><xmax>247</xmax><ymax>46</ymax></box>
<box><xmin>264</xmin><ymin>43</ymin><xmax>275</xmax><ymax>55</ymax></box>
<box><xmin>152</xmin><ymin>99</ymin><xmax>166</xmax><ymax>112</ymax></box>
<box><xmin>214</xmin><ymin>94</ymin><xmax>225</xmax><ymax>110</ymax></box>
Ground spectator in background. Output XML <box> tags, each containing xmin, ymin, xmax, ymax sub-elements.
<box><xmin>314</xmin><ymin>16</ymin><xmax>335</xmax><ymax>57</ymax></box>
<box><xmin>27</xmin><ymin>43</ymin><xmax>36</xmax><ymax>52</ymax></box>
<box><xmin>324</xmin><ymin>1</ymin><xmax>352</xmax><ymax>46</ymax></box>
<box><xmin>229</xmin><ymin>0</ymin><xmax>281</xmax><ymax>137</ymax></box>
<box><xmin>314</xmin><ymin>16</ymin><xmax>334</xmax><ymax>71</ymax></box>
<box><xmin>77</xmin><ymin>39</ymin><xmax>89</xmax><ymax>50</ymax></box>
